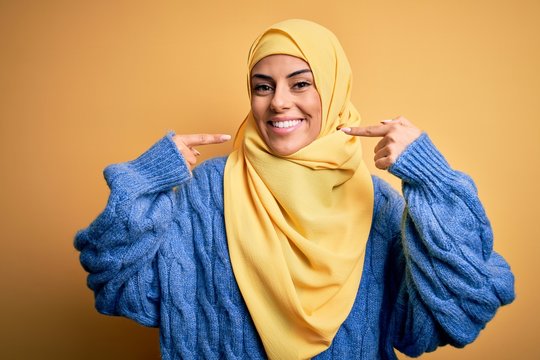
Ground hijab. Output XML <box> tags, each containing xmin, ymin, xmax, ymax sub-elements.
<box><xmin>223</xmin><ymin>19</ymin><xmax>374</xmax><ymax>360</ymax></box>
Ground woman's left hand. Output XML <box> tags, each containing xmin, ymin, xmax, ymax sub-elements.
<box><xmin>340</xmin><ymin>116</ymin><xmax>422</xmax><ymax>170</ymax></box>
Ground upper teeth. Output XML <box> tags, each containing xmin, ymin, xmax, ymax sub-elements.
<box><xmin>271</xmin><ymin>120</ymin><xmax>301</xmax><ymax>128</ymax></box>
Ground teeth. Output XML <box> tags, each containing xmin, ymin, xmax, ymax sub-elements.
<box><xmin>271</xmin><ymin>120</ymin><xmax>302</xmax><ymax>128</ymax></box>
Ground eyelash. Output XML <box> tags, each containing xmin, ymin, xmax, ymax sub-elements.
<box><xmin>253</xmin><ymin>81</ymin><xmax>312</xmax><ymax>94</ymax></box>
<box><xmin>253</xmin><ymin>84</ymin><xmax>273</xmax><ymax>93</ymax></box>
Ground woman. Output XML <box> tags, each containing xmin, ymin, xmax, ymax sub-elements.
<box><xmin>75</xmin><ymin>19</ymin><xmax>514</xmax><ymax>359</ymax></box>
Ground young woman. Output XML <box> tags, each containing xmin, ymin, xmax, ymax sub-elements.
<box><xmin>75</xmin><ymin>19</ymin><xmax>514</xmax><ymax>359</ymax></box>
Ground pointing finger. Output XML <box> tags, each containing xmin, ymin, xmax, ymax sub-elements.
<box><xmin>340</xmin><ymin>124</ymin><xmax>391</xmax><ymax>137</ymax></box>
<box><xmin>180</xmin><ymin>134</ymin><xmax>232</xmax><ymax>147</ymax></box>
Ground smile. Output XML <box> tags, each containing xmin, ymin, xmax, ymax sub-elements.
<box><xmin>269</xmin><ymin>119</ymin><xmax>303</xmax><ymax>128</ymax></box>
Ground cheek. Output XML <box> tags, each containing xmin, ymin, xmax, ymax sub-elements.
<box><xmin>308</xmin><ymin>93</ymin><xmax>322</xmax><ymax>129</ymax></box>
<box><xmin>250</xmin><ymin>98</ymin><xmax>268</xmax><ymax>136</ymax></box>
<box><xmin>250</xmin><ymin>98</ymin><xmax>258</xmax><ymax>116</ymax></box>
<box><xmin>251</xmin><ymin>98</ymin><xmax>265</xmax><ymax>121</ymax></box>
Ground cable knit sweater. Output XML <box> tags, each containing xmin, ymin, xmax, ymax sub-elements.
<box><xmin>75</xmin><ymin>132</ymin><xmax>514</xmax><ymax>359</ymax></box>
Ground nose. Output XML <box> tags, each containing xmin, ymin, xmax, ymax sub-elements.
<box><xmin>270</xmin><ymin>84</ymin><xmax>292</xmax><ymax>112</ymax></box>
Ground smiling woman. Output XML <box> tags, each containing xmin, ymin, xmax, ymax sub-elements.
<box><xmin>74</xmin><ymin>19</ymin><xmax>515</xmax><ymax>360</ymax></box>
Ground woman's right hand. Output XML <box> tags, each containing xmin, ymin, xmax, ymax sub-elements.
<box><xmin>172</xmin><ymin>133</ymin><xmax>231</xmax><ymax>170</ymax></box>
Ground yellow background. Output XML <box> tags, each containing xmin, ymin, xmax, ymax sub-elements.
<box><xmin>1</xmin><ymin>0</ymin><xmax>538</xmax><ymax>359</ymax></box>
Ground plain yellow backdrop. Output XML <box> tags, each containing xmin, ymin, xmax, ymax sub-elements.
<box><xmin>1</xmin><ymin>0</ymin><xmax>538</xmax><ymax>359</ymax></box>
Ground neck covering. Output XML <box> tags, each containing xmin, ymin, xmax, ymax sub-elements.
<box><xmin>223</xmin><ymin>19</ymin><xmax>374</xmax><ymax>360</ymax></box>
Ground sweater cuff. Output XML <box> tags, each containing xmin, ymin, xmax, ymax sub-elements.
<box><xmin>104</xmin><ymin>132</ymin><xmax>192</xmax><ymax>196</ymax></box>
<box><xmin>388</xmin><ymin>133</ymin><xmax>458</xmax><ymax>189</ymax></box>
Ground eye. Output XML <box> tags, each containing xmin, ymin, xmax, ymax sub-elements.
<box><xmin>253</xmin><ymin>84</ymin><xmax>273</xmax><ymax>94</ymax></box>
<box><xmin>293</xmin><ymin>81</ymin><xmax>312</xmax><ymax>90</ymax></box>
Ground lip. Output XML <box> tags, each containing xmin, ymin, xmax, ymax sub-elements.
<box><xmin>269</xmin><ymin>116</ymin><xmax>303</xmax><ymax>122</ymax></box>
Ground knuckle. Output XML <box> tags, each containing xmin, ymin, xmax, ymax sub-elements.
<box><xmin>173</xmin><ymin>136</ymin><xmax>184</xmax><ymax>146</ymax></box>
<box><xmin>186</xmin><ymin>155</ymin><xmax>196</xmax><ymax>166</ymax></box>
<box><xmin>178</xmin><ymin>142</ymin><xmax>189</xmax><ymax>152</ymax></box>
<box><xmin>386</xmin><ymin>132</ymin><xmax>397</xmax><ymax>142</ymax></box>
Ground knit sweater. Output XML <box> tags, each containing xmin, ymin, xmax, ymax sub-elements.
<box><xmin>75</xmin><ymin>132</ymin><xmax>514</xmax><ymax>359</ymax></box>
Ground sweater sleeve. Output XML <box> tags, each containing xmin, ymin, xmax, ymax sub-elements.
<box><xmin>385</xmin><ymin>133</ymin><xmax>515</xmax><ymax>356</ymax></box>
<box><xmin>74</xmin><ymin>133</ymin><xmax>191</xmax><ymax>327</ymax></box>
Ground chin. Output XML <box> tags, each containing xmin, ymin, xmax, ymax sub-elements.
<box><xmin>272</xmin><ymin>149</ymin><xmax>296</xmax><ymax>156</ymax></box>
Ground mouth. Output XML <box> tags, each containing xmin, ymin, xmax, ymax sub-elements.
<box><xmin>268</xmin><ymin>119</ymin><xmax>304</xmax><ymax>129</ymax></box>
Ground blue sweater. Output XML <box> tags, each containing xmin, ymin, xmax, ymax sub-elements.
<box><xmin>75</xmin><ymin>133</ymin><xmax>514</xmax><ymax>359</ymax></box>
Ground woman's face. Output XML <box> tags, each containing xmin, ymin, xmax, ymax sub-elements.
<box><xmin>250</xmin><ymin>55</ymin><xmax>322</xmax><ymax>156</ymax></box>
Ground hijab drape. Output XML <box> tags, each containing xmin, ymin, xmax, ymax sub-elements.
<box><xmin>223</xmin><ymin>19</ymin><xmax>374</xmax><ymax>360</ymax></box>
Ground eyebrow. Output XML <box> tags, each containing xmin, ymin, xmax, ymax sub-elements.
<box><xmin>251</xmin><ymin>68</ymin><xmax>312</xmax><ymax>80</ymax></box>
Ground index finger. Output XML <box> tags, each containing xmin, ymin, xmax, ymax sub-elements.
<box><xmin>340</xmin><ymin>124</ymin><xmax>390</xmax><ymax>137</ymax></box>
<box><xmin>179</xmin><ymin>133</ymin><xmax>232</xmax><ymax>146</ymax></box>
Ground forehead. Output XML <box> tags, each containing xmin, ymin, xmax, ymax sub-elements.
<box><xmin>251</xmin><ymin>54</ymin><xmax>311</xmax><ymax>75</ymax></box>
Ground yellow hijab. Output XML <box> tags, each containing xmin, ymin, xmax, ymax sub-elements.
<box><xmin>223</xmin><ymin>19</ymin><xmax>374</xmax><ymax>360</ymax></box>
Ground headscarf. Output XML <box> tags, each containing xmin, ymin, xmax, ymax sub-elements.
<box><xmin>223</xmin><ymin>19</ymin><xmax>374</xmax><ymax>360</ymax></box>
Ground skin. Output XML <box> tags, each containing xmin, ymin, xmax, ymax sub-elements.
<box><xmin>172</xmin><ymin>133</ymin><xmax>231</xmax><ymax>170</ymax></box>
<box><xmin>173</xmin><ymin>55</ymin><xmax>422</xmax><ymax>170</ymax></box>
<box><xmin>340</xmin><ymin>116</ymin><xmax>422</xmax><ymax>170</ymax></box>
<box><xmin>249</xmin><ymin>54</ymin><xmax>322</xmax><ymax>156</ymax></box>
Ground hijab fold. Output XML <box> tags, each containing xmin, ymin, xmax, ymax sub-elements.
<box><xmin>223</xmin><ymin>19</ymin><xmax>374</xmax><ymax>360</ymax></box>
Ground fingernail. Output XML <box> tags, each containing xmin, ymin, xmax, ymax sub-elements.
<box><xmin>381</xmin><ymin>119</ymin><xmax>394</xmax><ymax>124</ymax></box>
<box><xmin>193</xmin><ymin>149</ymin><xmax>201</xmax><ymax>156</ymax></box>
<box><xmin>220</xmin><ymin>134</ymin><xmax>231</xmax><ymax>141</ymax></box>
<box><xmin>340</xmin><ymin>127</ymin><xmax>351</xmax><ymax>133</ymax></box>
